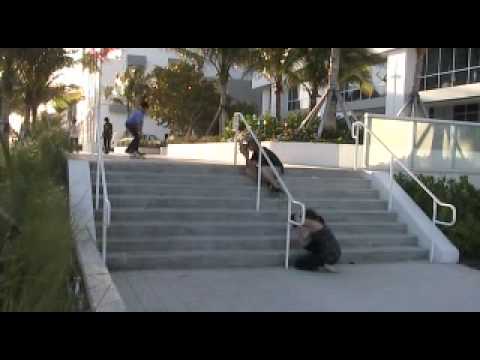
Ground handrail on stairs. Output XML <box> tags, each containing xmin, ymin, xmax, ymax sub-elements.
<box><xmin>95</xmin><ymin>138</ymin><xmax>111</xmax><ymax>265</ymax></box>
<box><xmin>351</xmin><ymin>119</ymin><xmax>456</xmax><ymax>263</ymax></box>
<box><xmin>233</xmin><ymin>112</ymin><xmax>306</xmax><ymax>269</ymax></box>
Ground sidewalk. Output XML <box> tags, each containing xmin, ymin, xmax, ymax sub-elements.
<box><xmin>111</xmin><ymin>263</ymin><xmax>480</xmax><ymax>312</ymax></box>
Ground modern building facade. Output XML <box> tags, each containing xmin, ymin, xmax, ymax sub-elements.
<box><xmin>99</xmin><ymin>48</ymin><xmax>262</xmax><ymax>147</ymax></box>
<box><xmin>253</xmin><ymin>48</ymin><xmax>480</xmax><ymax>123</ymax></box>
<box><xmin>26</xmin><ymin>48</ymin><xmax>261</xmax><ymax>153</ymax></box>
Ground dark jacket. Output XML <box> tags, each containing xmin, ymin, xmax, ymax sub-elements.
<box><xmin>251</xmin><ymin>147</ymin><xmax>284</xmax><ymax>174</ymax></box>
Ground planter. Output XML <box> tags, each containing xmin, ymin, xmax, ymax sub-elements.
<box><xmin>167</xmin><ymin>141</ymin><xmax>363</xmax><ymax>168</ymax></box>
<box><xmin>114</xmin><ymin>146</ymin><xmax>166</xmax><ymax>155</ymax></box>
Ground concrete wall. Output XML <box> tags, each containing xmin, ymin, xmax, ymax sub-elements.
<box><xmin>68</xmin><ymin>160</ymin><xmax>126</xmax><ymax>311</ymax></box>
<box><xmin>368</xmin><ymin>170</ymin><xmax>459</xmax><ymax>264</ymax></box>
<box><xmin>167</xmin><ymin>141</ymin><xmax>362</xmax><ymax>168</ymax></box>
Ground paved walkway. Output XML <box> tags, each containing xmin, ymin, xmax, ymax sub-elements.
<box><xmin>111</xmin><ymin>263</ymin><xmax>480</xmax><ymax>312</ymax></box>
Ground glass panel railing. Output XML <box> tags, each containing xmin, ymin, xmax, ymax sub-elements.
<box><xmin>414</xmin><ymin>121</ymin><xmax>453</xmax><ymax>171</ymax></box>
<box><xmin>365</xmin><ymin>114</ymin><xmax>480</xmax><ymax>174</ymax></box>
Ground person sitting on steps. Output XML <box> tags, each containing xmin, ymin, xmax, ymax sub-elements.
<box><xmin>239</xmin><ymin>136</ymin><xmax>284</xmax><ymax>193</ymax></box>
<box><xmin>292</xmin><ymin>209</ymin><xmax>342</xmax><ymax>273</ymax></box>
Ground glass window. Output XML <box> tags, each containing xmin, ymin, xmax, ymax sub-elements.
<box><xmin>351</xmin><ymin>89</ymin><xmax>361</xmax><ymax>101</ymax></box>
<box><xmin>471</xmin><ymin>69</ymin><xmax>480</xmax><ymax>83</ymax></box>
<box><xmin>441</xmin><ymin>48</ymin><xmax>454</xmax><ymax>73</ymax></box>
<box><xmin>420</xmin><ymin>77</ymin><xmax>426</xmax><ymax>91</ymax></box>
<box><xmin>455</xmin><ymin>48</ymin><xmax>469</xmax><ymax>70</ymax></box>
<box><xmin>427</xmin><ymin>48</ymin><xmax>439</xmax><ymax>75</ymax></box>
<box><xmin>426</xmin><ymin>76</ymin><xmax>438</xmax><ymax>90</ymax></box>
<box><xmin>288</xmin><ymin>86</ymin><xmax>300</xmax><ymax>111</ymax></box>
<box><xmin>471</xmin><ymin>48</ymin><xmax>480</xmax><ymax>67</ymax></box>
<box><xmin>454</xmin><ymin>104</ymin><xmax>479</xmax><ymax>122</ymax></box>
<box><xmin>440</xmin><ymin>73</ymin><xmax>452</xmax><ymax>88</ymax></box>
<box><xmin>453</xmin><ymin>71</ymin><xmax>468</xmax><ymax>86</ymax></box>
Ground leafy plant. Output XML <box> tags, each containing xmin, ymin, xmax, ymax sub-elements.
<box><xmin>0</xmin><ymin>122</ymin><xmax>84</xmax><ymax>311</ymax></box>
<box><xmin>395</xmin><ymin>173</ymin><xmax>480</xmax><ymax>260</ymax></box>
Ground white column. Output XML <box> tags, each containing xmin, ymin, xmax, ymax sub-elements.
<box><xmin>385</xmin><ymin>48</ymin><xmax>418</xmax><ymax>116</ymax></box>
<box><xmin>262</xmin><ymin>87</ymin><xmax>271</xmax><ymax>115</ymax></box>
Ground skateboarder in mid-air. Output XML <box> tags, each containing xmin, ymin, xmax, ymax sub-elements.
<box><xmin>125</xmin><ymin>100</ymin><xmax>149</xmax><ymax>158</ymax></box>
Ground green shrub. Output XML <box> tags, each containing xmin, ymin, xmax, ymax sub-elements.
<box><xmin>0</xmin><ymin>122</ymin><xmax>84</xmax><ymax>311</ymax></box>
<box><xmin>395</xmin><ymin>173</ymin><xmax>480</xmax><ymax>260</ymax></box>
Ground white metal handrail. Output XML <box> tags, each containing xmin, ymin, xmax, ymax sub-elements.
<box><xmin>352</xmin><ymin>120</ymin><xmax>457</xmax><ymax>263</ymax></box>
<box><xmin>233</xmin><ymin>112</ymin><xmax>306</xmax><ymax>269</ymax></box>
<box><xmin>95</xmin><ymin>132</ymin><xmax>111</xmax><ymax>264</ymax></box>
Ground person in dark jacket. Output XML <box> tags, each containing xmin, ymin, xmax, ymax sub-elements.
<box><xmin>240</xmin><ymin>137</ymin><xmax>284</xmax><ymax>193</ymax></box>
<box><xmin>102</xmin><ymin>117</ymin><xmax>113</xmax><ymax>154</ymax></box>
<box><xmin>293</xmin><ymin>209</ymin><xmax>341</xmax><ymax>273</ymax></box>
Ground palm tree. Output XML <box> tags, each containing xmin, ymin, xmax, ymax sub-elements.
<box><xmin>15</xmin><ymin>48</ymin><xmax>73</xmax><ymax>126</ymax></box>
<box><xmin>288</xmin><ymin>48</ymin><xmax>330</xmax><ymax>110</ymax></box>
<box><xmin>173</xmin><ymin>48</ymin><xmax>251</xmax><ymax>135</ymax></box>
<box><xmin>323</xmin><ymin>48</ymin><xmax>385</xmax><ymax>132</ymax></box>
<box><xmin>246</xmin><ymin>48</ymin><xmax>300</xmax><ymax>124</ymax></box>
<box><xmin>115</xmin><ymin>66</ymin><xmax>150</xmax><ymax>120</ymax></box>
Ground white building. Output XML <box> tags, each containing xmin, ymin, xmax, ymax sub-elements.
<box><xmin>253</xmin><ymin>48</ymin><xmax>480</xmax><ymax>123</ymax></box>
<box><xmin>98</xmin><ymin>48</ymin><xmax>262</xmax><ymax>147</ymax></box>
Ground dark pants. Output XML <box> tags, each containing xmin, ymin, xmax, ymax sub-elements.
<box><xmin>125</xmin><ymin>124</ymin><xmax>140</xmax><ymax>153</ymax></box>
<box><xmin>295</xmin><ymin>249</ymin><xmax>340</xmax><ymax>271</ymax></box>
<box><xmin>70</xmin><ymin>138</ymin><xmax>79</xmax><ymax>153</ymax></box>
<box><xmin>295</xmin><ymin>253</ymin><xmax>326</xmax><ymax>271</ymax></box>
<box><xmin>103</xmin><ymin>136</ymin><xmax>112</xmax><ymax>153</ymax></box>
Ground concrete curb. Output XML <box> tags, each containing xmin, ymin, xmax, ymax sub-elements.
<box><xmin>68</xmin><ymin>159</ymin><xmax>126</xmax><ymax>312</ymax></box>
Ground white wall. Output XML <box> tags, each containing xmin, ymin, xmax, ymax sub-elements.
<box><xmin>99</xmin><ymin>48</ymin><xmax>176</xmax><ymax>145</ymax></box>
<box><xmin>167</xmin><ymin>141</ymin><xmax>362</xmax><ymax>168</ymax></box>
<box><xmin>385</xmin><ymin>48</ymin><xmax>417</xmax><ymax>116</ymax></box>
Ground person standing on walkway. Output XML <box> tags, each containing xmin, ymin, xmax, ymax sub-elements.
<box><xmin>125</xmin><ymin>100</ymin><xmax>149</xmax><ymax>158</ymax></box>
<box><xmin>70</xmin><ymin>118</ymin><xmax>80</xmax><ymax>153</ymax></box>
<box><xmin>102</xmin><ymin>117</ymin><xmax>113</xmax><ymax>154</ymax></box>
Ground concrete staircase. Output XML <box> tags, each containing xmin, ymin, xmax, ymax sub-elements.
<box><xmin>91</xmin><ymin>159</ymin><xmax>428</xmax><ymax>271</ymax></box>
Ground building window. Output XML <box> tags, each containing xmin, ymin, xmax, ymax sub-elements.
<box><xmin>420</xmin><ymin>48</ymin><xmax>480</xmax><ymax>90</ymax></box>
<box><xmin>168</xmin><ymin>58</ymin><xmax>181</xmax><ymax>67</ymax></box>
<box><xmin>340</xmin><ymin>63</ymin><xmax>386</xmax><ymax>102</ymax></box>
<box><xmin>288</xmin><ymin>86</ymin><xmax>300</xmax><ymax>111</ymax></box>
<box><xmin>453</xmin><ymin>104</ymin><xmax>479</xmax><ymax>122</ymax></box>
<box><xmin>127</xmin><ymin>54</ymin><xmax>147</xmax><ymax>69</ymax></box>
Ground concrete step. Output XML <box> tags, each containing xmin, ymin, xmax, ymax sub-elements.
<box><xmin>99</xmin><ymin>221</ymin><xmax>408</xmax><ymax>237</ymax></box>
<box><xmin>98</xmin><ymin>195</ymin><xmax>389</xmax><ymax>210</ymax></box>
<box><xmin>91</xmin><ymin>171</ymin><xmax>372</xmax><ymax>188</ymax></box>
<box><xmin>108</xmin><ymin>208</ymin><xmax>398</xmax><ymax>223</ymax></box>
<box><xmin>104</xmin><ymin>234</ymin><xmax>418</xmax><ymax>252</ymax></box>
<box><xmin>99</xmin><ymin>183</ymin><xmax>379</xmax><ymax>199</ymax></box>
<box><xmin>106</xmin><ymin>246</ymin><xmax>428</xmax><ymax>270</ymax></box>
<box><xmin>91</xmin><ymin>163</ymin><xmax>366</xmax><ymax>179</ymax></box>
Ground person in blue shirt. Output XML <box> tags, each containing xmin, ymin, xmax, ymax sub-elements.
<box><xmin>125</xmin><ymin>100</ymin><xmax>149</xmax><ymax>157</ymax></box>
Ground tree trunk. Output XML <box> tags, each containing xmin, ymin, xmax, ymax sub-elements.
<box><xmin>412</xmin><ymin>48</ymin><xmax>427</xmax><ymax>117</ymax></box>
<box><xmin>0</xmin><ymin>95</ymin><xmax>10</xmax><ymax>145</ymax></box>
<box><xmin>324</xmin><ymin>48</ymin><xmax>341</xmax><ymax>133</ymax></box>
<box><xmin>275</xmin><ymin>77</ymin><xmax>283</xmax><ymax>124</ymax></box>
<box><xmin>32</xmin><ymin>103</ymin><xmax>39</xmax><ymax>125</ymax></box>
<box><xmin>309</xmin><ymin>84</ymin><xmax>320</xmax><ymax>111</ymax></box>
<box><xmin>24</xmin><ymin>107</ymin><xmax>31</xmax><ymax>129</ymax></box>
<box><xmin>206</xmin><ymin>105</ymin><xmax>221</xmax><ymax>136</ymax></box>
<box><xmin>218</xmin><ymin>81</ymin><xmax>228</xmax><ymax>136</ymax></box>
<box><xmin>0</xmin><ymin>58</ymin><xmax>13</xmax><ymax>144</ymax></box>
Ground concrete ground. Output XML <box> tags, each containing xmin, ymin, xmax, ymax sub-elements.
<box><xmin>111</xmin><ymin>263</ymin><xmax>480</xmax><ymax>312</ymax></box>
